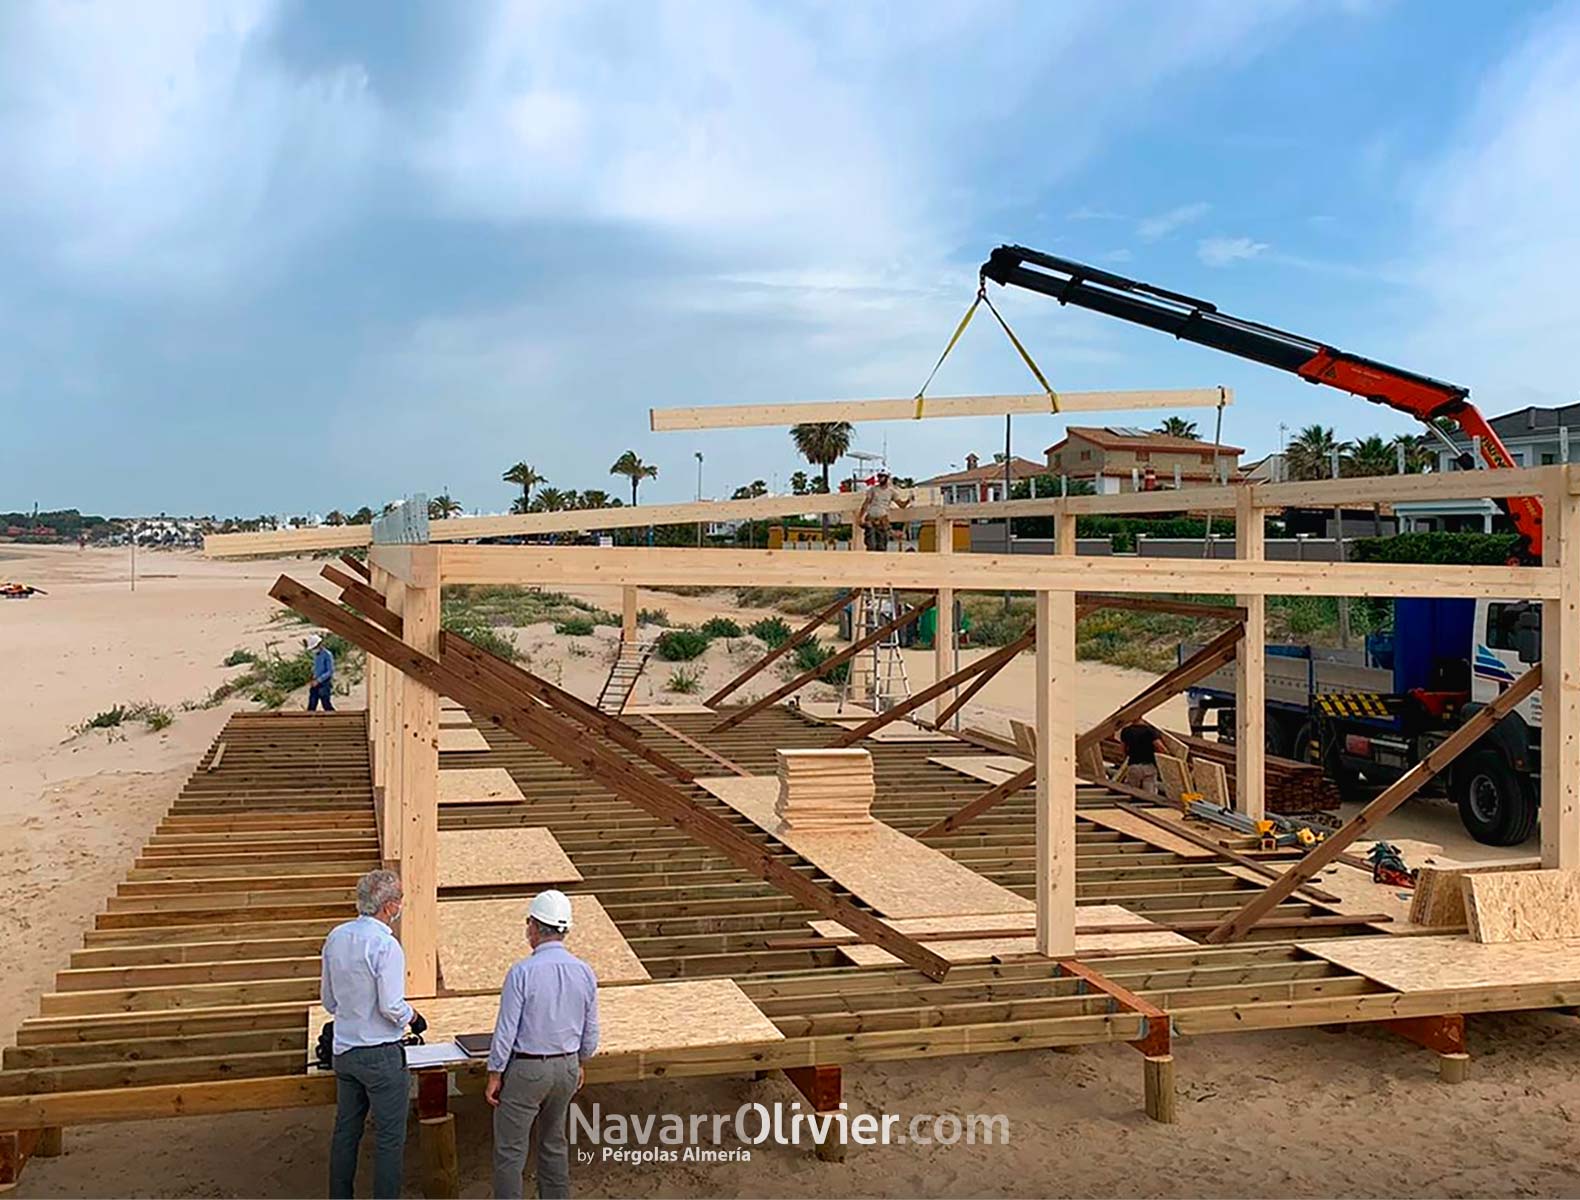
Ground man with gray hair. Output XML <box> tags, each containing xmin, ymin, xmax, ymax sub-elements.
<box><xmin>321</xmin><ymin>869</ymin><xmax>427</xmax><ymax>1199</ymax></box>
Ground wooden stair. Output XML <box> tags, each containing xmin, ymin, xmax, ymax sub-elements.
<box><xmin>597</xmin><ymin>639</ymin><xmax>655</xmax><ymax>715</ymax></box>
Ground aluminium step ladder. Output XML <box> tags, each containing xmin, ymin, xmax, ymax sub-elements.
<box><xmin>839</xmin><ymin>587</ymin><xmax>912</xmax><ymax>713</ymax></box>
<box><xmin>596</xmin><ymin>639</ymin><xmax>656</xmax><ymax>715</ymax></box>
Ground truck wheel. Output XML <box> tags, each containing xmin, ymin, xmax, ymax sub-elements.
<box><xmin>1453</xmin><ymin>750</ymin><xmax>1537</xmax><ymax>846</ymax></box>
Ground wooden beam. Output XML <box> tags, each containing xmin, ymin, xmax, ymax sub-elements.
<box><xmin>1236</xmin><ymin>483</ymin><xmax>1266</xmax><ymax>822</ymax></box>
<box><xmin>370</xmin><ymin>544</ymin><xmax>439</xmax><ymax>589</ymax></box>
<box><xmin>918</xmin><ymin>765</ymin><xmax>1035</xmax><ymax>840</ymax></box>
<box><xmin>267</xmin><ymin>576</ymin><xmax>951</xmax><ymax>980</ymax></box>
<box><xmin>1076</xmin><ymin>624</ymin><xmax>1244</xmax><ymax>753</ymax></box>
<box><xmin>431</xmin><ymin>545</ymin><xmax>1560</xmax><ymax>599</ymax></box>
<box><xmin>321</xmin><ymin>566</ymin><xmax>402</xmax><ymax>634</ymax></box>
<box><xmin>1203</xmin><ymin>666</ymin><xmax>1543</xmax><ymax>943</ymax></box>
<box><xmin>709</xmin><ymin>596</ymin><xmax>937</xmax><ymax>733</ymax></box>
<box><xmin>1035</xmin><ymin>589</ymin><xmax>1077</xmax><ymax>957</ymax></box>
<box><xmin>828</xmin><ymin>628</ymin><xmax>1035</xmax><ymax>747</ymax></box>
<box><xmin>639</xmin><ymin>714</ymin><xmax>749</xmax><ymax>777</ymax></box>
<box><xmin>934</xmin><ymin>516</ymin><xmax>956</xmax><ymax>725</ymax></box>
<box><xmin>1542</xmin><ymin>481</ymin><xmax>1580</xmax><ymax>869</ymax></box>
<box><xmin>339</xmin><ymin>553</ymin><xmax>371</xmax><ymax>581</ymax></box>
<box><xmin>704</xmin><ymin>589</ymin><xmax>859</xmax><ymax>707</ymax></box>
<box><xmin>398</xmin><ymin>568</ymin><xmax>440</xmax><ymax>996</ymax></box>
<box><xmin>621</xmin><ymin>587</ymin><xmax>638</xmax><ymax>643</ymax></box>
<box><xmin>650</xmin><ymin>388</ymin><xmax>1234</xmax><ymax>432</ymax></box>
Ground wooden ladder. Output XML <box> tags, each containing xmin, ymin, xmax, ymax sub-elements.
<box><xmin>597</xmin><ymin>639</ymin><xmax>656</xmax><ymax>715</ymax></box>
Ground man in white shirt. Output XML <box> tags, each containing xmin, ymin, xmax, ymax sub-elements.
<box><xmin>858</xmin><ymin>471</ymin><xmax>910</xmax><ymax>551</ymax></box>
<box><xmin>321</xmin><ymin>869</ymin><xmax>426</xmax><ymax>1199</ymax></box>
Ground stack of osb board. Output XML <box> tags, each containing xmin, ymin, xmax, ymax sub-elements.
<box><xmin>775</xmin><ymin>748</ymin><xmax>874</xmax><ymax>833</ymax></box>
<box><xmin>438</xmin><ymin>895</ymin><xmax>650</xmax><ymax>991</ymax></box>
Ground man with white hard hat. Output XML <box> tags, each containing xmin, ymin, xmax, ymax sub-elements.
<box><xmin>487</xmin><ymin>890</ymin><xmax>600</xmax><ymax>1199</ymax></box>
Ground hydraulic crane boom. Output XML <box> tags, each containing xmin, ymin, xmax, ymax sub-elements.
<box><xmin>979</xmin><ymin>244</ymin><xmax>1544</xmax><ymax>562</ymax></box>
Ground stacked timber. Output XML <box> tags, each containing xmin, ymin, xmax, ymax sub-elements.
<box><xmin>1102</xmin><ymin>729</ymin><xmax>1340</xmax><ymax>815</ymax></box>
<box><xmin>775</xmin><ymin>748</ymin><xmax>876</xmax><ymax>833</ymax></box>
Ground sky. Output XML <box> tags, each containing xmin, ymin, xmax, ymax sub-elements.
<box><xmin>2</xmin><ymin>0</ymin><xmax>1578</xmax><ymax>518</ymax></box>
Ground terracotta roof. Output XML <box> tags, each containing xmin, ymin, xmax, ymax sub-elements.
<box><xmin>918</xmin><ymin>456</ymin><xmax>1045</xmax><ymax>486</ymax></box>
<box><xmin>1045</xmin><ymin>426</ymin><xmax>1244</xmax><ymax>455</ymax></box>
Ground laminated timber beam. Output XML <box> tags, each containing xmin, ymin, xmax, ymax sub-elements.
<box><xmin>705</xmin><ymin>589</ymin><xmax>860</xmax><ymax>707</ymax></box>
<box><xmin>268</xmin><ymin>576</ymin><xmax>951</xmax><ymax>980</ymax></box>
<box><xmin>1203</xmin><ymin>665</ymin><xmax>1543</xmax><ymax>944</ymax></box>
<box><xmin>426</xmin><ymin>545</ymin><xmax>1559</xmax><ymax>599</ymax></box>
<box><xmin>649</xmin><ymin>388</ymin><xmax>1233</xmax><ymax>432</ymax></box>
<box><xmin>710</xmin><ymin>595</ymin><xmax>937</xmax><ymax>734</ymax></box>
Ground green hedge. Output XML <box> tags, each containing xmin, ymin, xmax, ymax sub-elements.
<box><xmin>1351</xmin><ymin>531</ymin><xmax>1520</xmax><ymax>565</ymax></box>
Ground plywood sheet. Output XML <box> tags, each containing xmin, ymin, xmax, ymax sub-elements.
<box><xmin>1298</xmin><ymin>934</ymin><xmax>1580</xmax><ymax>993</ymax></box>
<box><xmin>1080</xmin><ymin>810</ymin><xmax>1215</xmax><ymax>859</ymax></box>
<box><xmin>1157</xmin><ymin>754</ymin><xmax>1190</xmax><ymax>804</ymax></box>
<box><xmin>809</xmin><ymin>904</ymin><xmax>1191</xmax><ymax>966</ymax></box>
<box><xmin>439</xmin><ymin>768</ymin><xmax>525</xmax><ymax>805</ymax></box>
<box><xmin>440</xmin><ymin>712</ymin><xmax>475</xmax><ymax>729</ymax></box>
<box><xmin>366</xmin><ymin>979</ymin><xmax>783</xmax><ymax>1053</ymax></box>
<box><xmin>438</xmin><ymin>827</ymin><xmax>582</xmax><ymax>889</ymax></box>
<box><xmin>1191</xmin><ymin>759</ymin><xmax>1229</xmax><ymax>808</ymax></box>
<box><xmin>438</xmin><ymin>896</ymin><xmax>649</xmax><ymax>992</ymax></box>
<box><xmin>1464</xmin><ymin>869</ymin><xmax>1580</xmax><ymax>943</ymax></box>
<box><xmin>695</xmin><ymin>775</ymin><xmax>1032</xmax><ymax>919</ymax></box>
<box><xmin>440</xmin><ymin>727</ymin><xmax>490</xmax><ymax>753</ymax></box>
<box><xmin>1410</xmin><ymin>857</ymin><xmax>1540</xmax><ymax>928</ymax></box>
<box><xmin>928</xmin><ymin>755</ymin><xmax>1025</xmax><ymax>785</ymax></box>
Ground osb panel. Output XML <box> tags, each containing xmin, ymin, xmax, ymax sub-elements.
<box><xmin>796</xmin><ymin>701</ymin><xmax>877</xmax><ymax>720</ymax></box>
<box><xmin>928</xmin><ymin>755</ymin><xmax>1025</xmax><ymax>785</ymax></box>
<box><xmin>1298</xmin><ymin>934</ymin><xmax>1580</xmax><ymax>993</ymax></box>
<box><xmin>438</xmin><ymin>827</ymin><xmax>582</xmax><ymax>889</ymax></box>
<box><xmin>440</xmin><ymin>727</ymin><xmax>490</xmax><ymax>753</ymax></box>
<box><xmin>695</xmin><ymin>775</ymin><xmax>1031</xmax><ymax>919</ymax></box>
<box><xmin>809</xmin><ymin>904</ymin><xmax>1190</xmax><ymax>966</ymax></box>
<box><xmin>438</xmin><ymin>896</ymin><xmax>649</xmax><ymax>992</ymax></box>
<box><xmin>1080</xmin><ymin>810</ymin><xmax>1215</xmax><ymax>859</ymax></box>
<box><xmin>440</xmin><ymin>712</ymin><xmax>475</xmax><ymax>729</ymax></box>
<box><xmin>852</xmin><ymin>722</ymin><xmax>956</xmax><ymax>743</ymax></box>
<box><xmin>1410</xmin><ymin>857</ymin><xmax>1540</xmax><ymax>928</ymax></box>
<box><xmin>1191</xmin><ymin>759</ymin><xmax>1229</xmax><ymax>808</ymax></box>
<box><xmin>1157</xmin><ymin>754</ymin><xmax>1190</xmax><ymax>804</ymax></box>
<box><xmin>1464</xmin><ymin>870</ymin><xmax>1580</xmax><ymax>943</ymax></box>
<box><xmin>439</xmin><ymin>768</ymin><xmax>525</xmax><ymax>805</ymax></box>
<box><xmin>384</xmin><ymin>979</ymin><xmax>783</xmax><ymax>1052</ymax></box>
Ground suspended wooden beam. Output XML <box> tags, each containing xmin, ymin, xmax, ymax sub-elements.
<box><xmin>705</xmin><ymin>589</ymin><xmax>859</xmax><ymax>707</ymax></box>
<box><xmin>651</xmin><ymin>388</ymin><xmax>1233</xmax><ymax>432</ymax></box>
<box><xmin>828</xmin><ymin>627</ymin><xmax>1035</xmax><ymax>747</ymax></box>
<box><xmin>268</xmin><ymin>576</ymin><xmax>951</xmax><ymax>980</ymax></box>
<box><xmin>710</xmin><ymin>596</ymin><xmax>937</xmax><ymax>734</ymax></box>
<box><xmin>1203</xmin><ymin>665</ymin><xmax>1542</xmax><ymax>944</ymax></box>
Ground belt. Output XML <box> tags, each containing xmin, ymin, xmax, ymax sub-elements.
<box><xmin>512</xmin><ymin>1051</ymin><xmax>576</xmax><ymax>1061</ymax></box>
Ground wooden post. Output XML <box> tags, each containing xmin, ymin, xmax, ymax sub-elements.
<box><xmin>1143</xmin><ymin>1055</ymin><xmax>1177</xmax><ymax>1123</ymax></box>
<box><xmin>368</xmin><ymin>566</ymin><xmax>388</xmax><ymax>825</ymax></box>
<box><xmin>1235</xmin><ymin>486</ymin><xmax>1266</xmax><ymax>820</ymax></box>
<box><xmin>398</xmin><ymin>551</ymin><xmax>440</xmax><ymax>996</ymax></box>
<box><xmin>621</xmin><ymin>585</ymin><xmax>638</xmax><ymax>643</ymax></box>
<box><xmin>416</xmin><ymin>1070</ymin><xmax>458</xmax><ymax>1199</ymax></box>
<box><xmin>783</xmin><ymin>1065</ymin><xmax>845</xmax><ymax>1162</ymax></box>
<box><xmin>1542</xmin><ymin>477</ymin><xmax>1580</xmax><ymax>868</ymax></box>
<box><xmin>1035</xmin><ymin>587</ymin><xmax>1077</xmax><ymax>957</ymax></box>
<box><xmin>849</xmin><ymin>516</ymin><xmax>868</xmax><ymax>704</ymax></box>
<box><xmin>934</xmin><ymin>516</ymin><xmax>956</xmax><ymax>725</ymax></box>
<box><xmin>382</xmin><ymin>579</ymin><xmax>406</xmax><ymax>864</ymax></box>
<box><xmin>1054</xmin><ymin>511</ymin><xmax>1076</xmax><ymax>558</ymax></box>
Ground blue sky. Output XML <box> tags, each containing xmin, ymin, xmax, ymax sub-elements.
<box><xmin>3</xmin><ymin>0</ymin><xmax>1577</xmax><ymax>517</ymax></box>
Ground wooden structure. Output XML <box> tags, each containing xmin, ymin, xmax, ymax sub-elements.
<box><xmin>4</xmin><ymin>464</ymin><xmax>1579</xmax><ymax>1191</ymax></box>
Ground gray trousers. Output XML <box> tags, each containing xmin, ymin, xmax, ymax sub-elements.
<box><xmin>330</xmin><ymin>1042</ymin><xmax>408</xmax><ymax>1199</ymax></box>
<box><xmin>493</xmin><ymin>1054</ymin><xmax>579</xmax><ymax>1199</ymax></box>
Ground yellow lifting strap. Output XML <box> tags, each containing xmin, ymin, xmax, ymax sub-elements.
<box><xmin>912</xmin><ymin>282</ymin><xmax>1060</xmax><ymax>418</ymax></box>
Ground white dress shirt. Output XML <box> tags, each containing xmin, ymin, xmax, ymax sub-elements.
<box><xmin>320</xmin><ymin>915</ymin><xmax>413</xmax><ymax>1055</ymax></box>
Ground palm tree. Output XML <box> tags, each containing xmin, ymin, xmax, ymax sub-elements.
<box><xmin>502</xmin><ymin>463</ymin><xmax>544</xmax><ymax>513</ymax></box>
<box><xmin>790</xmin><ymin>421</ymin><xmax>854</xmax><ymax>534</ymax></box>
<box><xmin>790</xmin><ymin>470</ymin><xmax>809</xmax><ymax>495</ymax></box>
<box><xmin>1348</xmin><ymin>435</ymin><xmax>1397</xmax><ymax>478</ymax></box>
<box><xmin>350</xmin><ymin>506</ymin><xmax>375</xmax><ymax>525</ymax></box>
<box><xmin>535</xmin><ymin>487</ymin><xmax>568</xmax><ymax>512</ymax></box>
<box><xmin>609</xmin><ymin>451</ymin><xmax>658</xmax><ymax>506</ymax></box>
<box><xmin>428</xmin><ymin>493</ymin><xmax>463</xmax><ymax>520</ymax></box>
<box><xmin>1285</xmin><ymin>425</ymin><xmax>1352</xmax><ymax>481</ymax></box>
<box><xmin>580</xmin><ymin>489</ymin><xmax>612</xmax><ymax>509</ymax></box>
<box><xmin>561</xmin><ymin>489</ymin><xmax>582</xmax><ymax>510</ymax></box>
<box><xmin>324</xmin><ymin>509</ymin><xmax>346</xmax><ymax>526</ymax></box>
<box><xmin>1392</xmin><ymin>433</ymin><xmax>1433</xmax><ymax>474</ymax></box>
<box><xmin>1155</xmin><ymin>417</ymin><xmax>1199</xmax><ymax>440</ymax></box>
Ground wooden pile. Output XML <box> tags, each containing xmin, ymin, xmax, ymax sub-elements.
<box><xmin>1104</xmin><ymin>729</ymin><xmax>1340</xmax><ymax>815</ymax></box>
<box><xmin>775</xmin><ymin>748</ymin><xmax>876</xmax><ymax>833</ymax></box>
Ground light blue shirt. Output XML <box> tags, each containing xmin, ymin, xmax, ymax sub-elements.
<box><xmin>320</xmin><ymin>915</ymin><xmax>413</xmax><ymax>1055</ymax></box>
<box><xmin>487</xmin><ymin>941</ymin><xmax>600</xmax><ymax>1073</ymax></box>
<box><xmin>313</xmin><ymin>647</ymin><xmax>334</xmax><ymax>685</ymax></box>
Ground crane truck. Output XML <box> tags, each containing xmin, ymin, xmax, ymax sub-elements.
<box><xmin>978</xmin><ymin>246</ymin><xmax>1547</xmax><ymax>845</ymax></box>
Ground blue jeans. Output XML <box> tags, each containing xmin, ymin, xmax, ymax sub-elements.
<box><xmin>329</xmin><ymin>1042</ymin><xmax>408</xmax><ymax>1198</ymax></box>
<box><xmin>309</xmin><ymin>680</ymin><xmax>335</xmax><ymax>711</ymax></box>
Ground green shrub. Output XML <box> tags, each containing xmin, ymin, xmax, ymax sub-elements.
<box><xmin>970</xmin><ymin>611</ymin><xmax>1030</xmax><ymax>647</ymax></box>
<box><xmin>443</xmin><ymin>611</ymin><xmax>519</xmax><ymax>662</ymax></box>
<box><xmin>637</xmin><ymin>607</ymin><xmax>671</xmax><ymax>627</ymax></box>
<box><xmin>747</xmin><ymin>616</ymin><xmax>793</xmax><ymax>647</ymax></box>
<box><xmin>700</xmin><ymin>616</ymin><xmax>742</xmax><ymax>638</ymax></box>
<box><xmin>790</xmin><ymin>638</ymin><xmax>848</xmax><ymax>684</ymax></box>
<box><xmin>656</xmin><ymin>628</ymin><xmax>711</xmax><ymax>661</ymax></box>
<box><xmin>125</xmin><ymin>701</ymin><xmax>174</xmax><ymax>731</ymax></box>
<box><xmin>666</xmin><ymin>666</ymin><xmax>703</xmax><ymax>694</ymax></box>
<box><xmin>223</xmin><ymin>648</ymin><xmax>259</xmax><ymax>667</ymax></box>
<box><xmin>554</xmin><ymin>616</ymin><xmax>596</xmax><ymax>636</ymax></box>
<box><xmin>1351</xmin><ymin>531</ymin><xmax>1521</xmax><ymax>565</ymax></box>
<box><xmin>75</xmin><ymin>705</ymin><xmax>126</xmax><ymax>732</ymax></box>
<box><xmin>250</xmin><ymin>684</ymin><xmax>289</xmax><ymax>709</ymax></box>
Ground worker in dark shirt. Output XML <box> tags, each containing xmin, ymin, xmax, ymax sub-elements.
<box><xmin>1119</xmin><ymin>722</ymin><xmax>1166</xmax><ymax>795</ymax></box>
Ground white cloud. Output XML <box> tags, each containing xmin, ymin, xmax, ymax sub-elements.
<box><xmin>1137</xmin><ymin>201</ymin><xmax>1211</xmax><ymax>241</ymax></box>
<box><xmin>1197</xmin><ymin>235</ymin><xmax>1270</xmax><ymax>267</ymax></box>
<box><xmin>1400</xmin><ymin>5</ymin><xmax>1580</xmax><ymax>407</ymax></box>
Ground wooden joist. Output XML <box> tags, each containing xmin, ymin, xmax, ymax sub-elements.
<box><xmin>1203</xmin><ymin>666</ymin><xmax>1543</xmax><ymax>943</ymax></box>
<box><xmin>269</xmin><ymin>576</ymin><xmax>951</xmax><ymax>980</ymax></box>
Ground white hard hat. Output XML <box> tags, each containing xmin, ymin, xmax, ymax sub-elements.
<box><xmin>528</xmin><ymin>890</ymin><xmax>573</xmax><ymax>932</ymax></box>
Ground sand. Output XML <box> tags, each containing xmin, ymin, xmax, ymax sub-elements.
<box><xmin>5</xmin><ymin>553</ymin><xmax>1575</xmax><ymax>1198</ymax></box>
